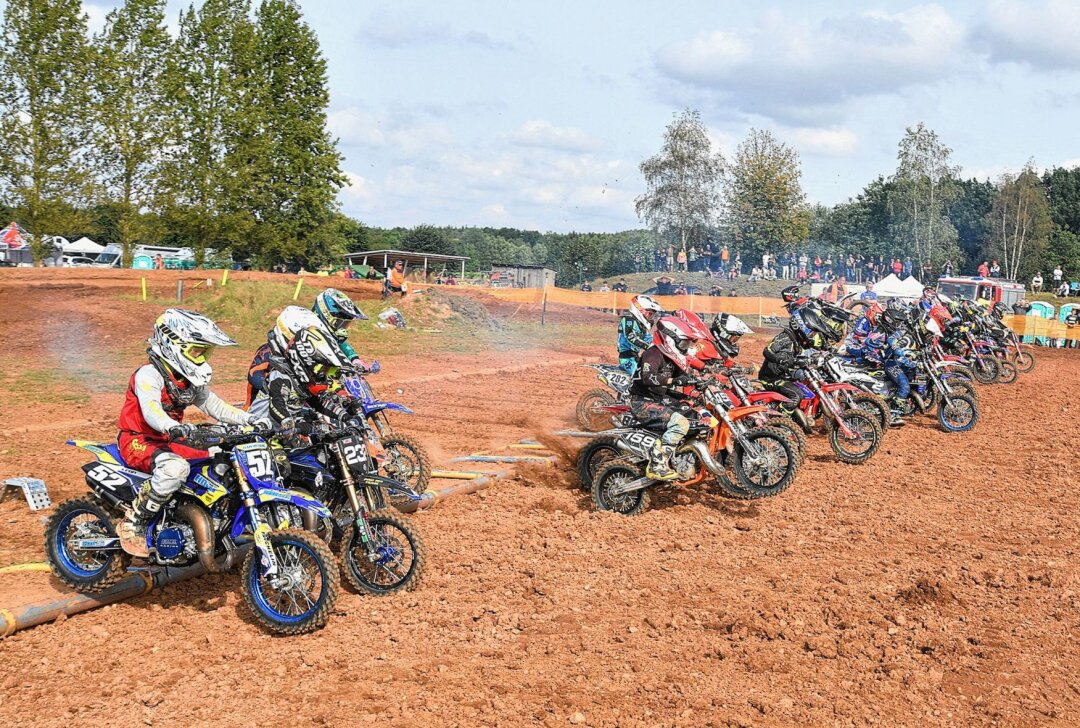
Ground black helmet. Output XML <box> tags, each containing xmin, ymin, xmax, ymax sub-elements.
<box><xmin>781</xmin><ymin>285</ymin><xmax>800</xmax><ymax>303</ymax></box>
<box><xmin>879</xmin><ymin>308</ymin><xmax>907</xmax><ymax>333</ymax></box>
<box><xmin>798</xmin><ymin>303</ymin><xmax>845</xmax><ymax>344</ymax></box>
<box><xmin>991</xmin><ymin>301</ymin><xmax>1008</xmax><ymax>320</ymax></box>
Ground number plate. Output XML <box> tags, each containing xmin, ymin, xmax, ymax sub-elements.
<box><xmin>339</xmin><ymin>436</ymin><xmax>368</xmax><ymax>469</ymax></box>
<box><xmin>236</xmin><ymin>442</ymin><xmax>275</xmax><ymax>485</ymax></box>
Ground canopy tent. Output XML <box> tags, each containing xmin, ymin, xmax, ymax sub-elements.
<box><xmin>898</xmin><ymin>275</ymin><xmax>925</xmax><ymax>297</ymax></box>
<box><xmin>871</xmin><ymin>274</ymin><xmax>916</xmax><ymax>298</ymax></box>
<box><xmin>342</xmin><ymin>248</ymin><xmax>470</xmax><ymax>278</ymax></box>
<box><xmin>63</xmin><ymin>236</ymin><xmax>104</xmax><ymax>255</ymax></box>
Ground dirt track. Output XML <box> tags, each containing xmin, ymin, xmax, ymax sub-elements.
<box><xmin>1</xmin><ymin>275</ymin><xmax>1079</xmax><ymax>726</ymax></box>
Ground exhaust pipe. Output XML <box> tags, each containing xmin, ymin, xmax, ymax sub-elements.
<box><xmin>687</xmin><ymin>440</ymin><xmax>726</xmax><ymax>477</ymax></box>
<box><xmin>175</xmin><ymin>502</ymin><xmax>235</xmax><ymax>574</ymax></box>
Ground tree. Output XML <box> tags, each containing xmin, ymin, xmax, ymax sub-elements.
<box><xmin>402</xmin><ymin>224</ymin><xmax>451</xmax><ymax>255</ymax></box>
<box><xmin>158</xmin><ymin>0</ymin><xmax>259</xmax><ymax>264</ymax></box>
<box><xmin>945</xmin><ymin>177</ymin><xmax>995</xmax><ymax>269</ymax></box>
<box><xmin>1043</xmin><ymin>166</ymin><xmax>1080</xmax><ymax>236</ymax></box>
<box><xmin>246</xmin><ymin>0</ymin><xmax>344</xmax><ymax>267</ymax></box>
<box><xmin>723</xmin><ymin>128</ymin><xmax>810</xmax><ymax>260</ymax></box>
<box><xmin>986</xmin><ymin>161</ymin><xmax>1051</xmax><ymax>281</ymax></box>
<box><xmin>0</xmin><ymin>0</ymin><xmax>92</xmax><ymax>263</ymax></box>
<box><xmin>91</xmin><ymin>0</ymin><xmax>171</xmax><ymax>266</ymax></box>
<box><xmin>1045</xmin><ymin>228</ymin><xmax>1080</xmax><ymax>277</ymax></box>
<box><xmin>888</xmin><ymin>122</ymin><xmax>960</xmax><ymax>274</ymax></box>
<box><xmin>635</xmin><ymin>109</ymin><xmax>724</xmax><ymax>252</ymax></box>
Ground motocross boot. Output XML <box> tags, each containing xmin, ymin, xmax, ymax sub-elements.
<box><xmin>888</xmin><ymin>397</ymin><xmax>907</xmax><ymax>428</ymax></box>
<box><xmin>116</xmin><ymin>488</ymin><xmax>163</xmax><ymax>558</ymax></box>
<box><xmin>646</xmin><ymin>442</ymin><xmax>678</xmax><ymax>481</ymax></box>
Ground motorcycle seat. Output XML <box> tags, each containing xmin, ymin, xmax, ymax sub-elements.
<box><xmin>631</xmin><ymin>417</ymin><xmax>669</xmax><ymax>432</ymax></box>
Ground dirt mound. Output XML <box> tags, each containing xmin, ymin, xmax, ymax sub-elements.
<box><xmin>417</xmin><ymin>287</ymin><xmax>506</xmax><ymax>330</ymax></box>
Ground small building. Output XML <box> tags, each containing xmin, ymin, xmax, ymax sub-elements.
<box><xmin>491</xmin><ymin>263</ymin><xmax>556</xmax><ymax>289</ymax></box>
<box><xmin>343</xmin><ymin>249</ymin><xmax>470</xmax><ymax>279</ymax></box>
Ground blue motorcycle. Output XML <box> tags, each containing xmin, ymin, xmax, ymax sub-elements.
<box><xmin>46</xmin><ymin>425</ymin><xmax>339</xmax><ymax>635</ymax></box>
<box><xmin>342</xmin><ymin>371</ymin><xmax>431</xmax><ymax>497</ymax></box>
<box><xmin>284</xmin><ymin>421</ymin><xmax>427</xmax><ymax>595</ymax></box>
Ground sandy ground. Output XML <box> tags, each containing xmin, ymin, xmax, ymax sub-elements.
<box><xmin>1</xmin><ymin>273</ymin><xmax>1079</xmax><ymax>727</ymax></box>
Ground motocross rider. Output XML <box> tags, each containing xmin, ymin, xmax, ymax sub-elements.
<box><xmin>117</xmin><ymin>310</ymin><xmax>265</xmax><ymax>557</ymax></box>
<box><xmin>870</xmin><ymin>303</ymin><xmax>916</xmax><ymax>425</ymax></box>
<box><xmin>628</xmin><ymin>316</ymin><xmax>703</xmax><ymax>481</ymax></box>
<box><xmin>842</xmin><ymin>303</ymin><xmax>884</xmax><ymax>362</ymax></box>
<box><xmin>617</xmin><ymin>295</ymin><xmax>664</xmax><ymax>375</ymax></box>
<box><xmin>250</xmin><ymin>326</ymin><xmax>355</xmax><ymax>427</ymax></box>
<box><xmin>313</xmin><ymin>288</ymin><xmax>375</xmax><ymax>372</ymax></box>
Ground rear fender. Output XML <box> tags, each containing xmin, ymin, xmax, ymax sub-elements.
<box><xmin>725</xmin><ymin>404</ymin><xmax>767</xmax><ymax>421</ymax></box>
<box><xmin>820</xmin><ymin>382</ymin><xmax>859</xmax><ymax>394</ymax></box>
<box><xmin>744</xmin><ymin>391</ymin><xmax>789</xmax><ymax>405</ymax></box>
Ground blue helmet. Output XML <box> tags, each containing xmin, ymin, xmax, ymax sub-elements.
<box><xmin>313</xmin><ymin>288</ymin><xmax>367</xmax><ymax>338</ymax></box>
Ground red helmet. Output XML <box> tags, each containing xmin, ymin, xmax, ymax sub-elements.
<box><xmin>653</xmin><ymin>315</ymin><xmax>699</xmax><ymax>371</ymax></box>
<box><xmin>673</xmin><ymin>309</ymin><xmax>712</xmax><ymax>341</ymax></box>
<box><xmin>865</xmin><ymin>303</ymin><xmax>884</xmax><ymax>326</ymax></box>
<box><xmin>673</xmin><ymin>309</ymin><xmax>722</xmax><ymax>367</ymax></box>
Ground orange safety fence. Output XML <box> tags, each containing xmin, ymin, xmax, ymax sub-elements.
<box><xmin>1004</xmin><ymin>314</ymin><xmax>1080</xmax><ymax>341</ymax></box>
<box><xmin>478</xmin><ymin>285</ymin><xmax>791</xmax><ymax>319</ymax></box>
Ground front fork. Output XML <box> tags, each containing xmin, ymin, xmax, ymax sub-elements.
<box><xmin>332</xmin><ymin>446</ymin><xmax>380</xmax><ymax>557</ymax></box>
<box><xmin>235</xmin><ymin>460</ymin><xmax>279</xmax><ymax>578</ymax></box>
<box><xmin>810</xmin><ymin>378</ymin><xmax>855</xmax><ymax>438</ymax></box>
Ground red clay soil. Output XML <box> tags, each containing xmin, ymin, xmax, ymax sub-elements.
<box><xmin>1</xmin><ymin>275</ymin><xmax>1079</xmax><ymax>726</ymax></box>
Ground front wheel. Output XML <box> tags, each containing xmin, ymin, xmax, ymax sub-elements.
<box><xmin>996</xmin><ymin>358</ymin><xmax>1017</xmax><ymax>384</ymax></box>
<box><xmin>576</xmin><ymin>389</ymin><xmax>617</xmax><ymax>431</ymax></box>
<box><xmin>827</xmin><ymin>410</ymin><xmax>882</xmax><ymax>465</ymax></box>
<box><xmin>44</xmin><ymin>497</ymin><xmax>131</xmax><ymax>593</ymax></box>
<box><xmin>242</xmin><ymin>528</ymin><xmax>338</xmax><ymax>635</ymax></box>
<box><xmin>576</xmin><ymin>436</ymin><xmax>623</xmax><ymax>491</ymax></box>
<box><xmin>763</xmin><ymin>417</ymin><xmax>807</xmax><ymax>466</ymax></box>
<box><xmin>340</xmin><ymin>510</ymin><xmax>426</xmax><ymax>595</ymax></box>
<box><xmin>1013</xmin><ymin>349</ymin><xmax>1036</xmax><ymax>373</ymax></box>
<box><xmin>732</xmin><ymin>426</ymin><xmax>797</xmax><ymax>498</ymax></box>
<box><xmin>971</xmin><ymin>356</ymin><xmax>999</xmax><ymax>384</ymax></box>
<box><xmin>592</xmin><ymin>462</ymin><xmax>650</xmax><ymax>516</ymax></box>
<box><xmin>938</xmin><ymin>394</ymin><xmax>979</xmax><ymax>433</ymax></box>
<box><xmin>381</xmin><ymin>434</ymin><xmax>432</xmax><ymax>501</ymax></box>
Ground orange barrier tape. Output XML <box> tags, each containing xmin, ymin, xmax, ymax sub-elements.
<box><xmin>1004</xmin><ymin>314</ymin><xmax>1080</xmax><ymax>341</ymax></box>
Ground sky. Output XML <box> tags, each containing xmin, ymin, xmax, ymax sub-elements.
<box><xmin>80</xmin><ymin>0</ymin><xmax>1080</xmax><ymax>232</ymax></box>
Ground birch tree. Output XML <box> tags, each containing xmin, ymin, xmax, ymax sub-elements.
<box><xmin>987</xmin><ymin>161</ymin><xmax>1051</xmax><ymax>280</ymax></box>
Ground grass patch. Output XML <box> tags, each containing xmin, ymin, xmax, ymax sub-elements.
<box><xmin>4</xmin><ymin>369</ymin><xmax>92</xmax><ymax>406</ymax></box>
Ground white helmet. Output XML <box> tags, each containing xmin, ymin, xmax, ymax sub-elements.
<box><xmin>629</xmin><ymin>294</ymin><xmax>663</xmax><ymax>328</ymax></box>
<box><xmin>710</xmin><ymin>312</ymin><xmax>753</xmax><ymax>358</ymax></box>
<box><xmin>148</xmin><ymin>309</ymin><xmax>237</xmax><ymax>387</ymax></box>
<box><xmin>270</xmin><ymin>305</ymin><xmax>326</xmax><ymax>355</ymax></box>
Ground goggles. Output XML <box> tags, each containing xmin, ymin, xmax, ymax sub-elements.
<box><xmin>182</xmin><ymin>344</ymin><xmax>215</xmax><ymax>365</ymax></box>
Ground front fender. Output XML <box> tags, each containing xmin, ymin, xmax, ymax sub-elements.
<box><xmin>726</xmin><ymin>404</ymin><xmax>767</xmax><ymax>420</ymax></box>
<box><xmin>820</xmin><ymin>382</ymin><xmax>859</xmax><ymax>394</ymax></box>
<box><xmin>745</xmin><ymin>391</ymin><xmax>789</xmax><ymax>405</ymax></box>
<box><xmin>357</xmin><ymin>472</ymin><xmax>422</xmax><ymax>502</ymax></box>
<box><xmin>256</xmin><ymin>487</ymin><xmax>333</xmax><ymax>518</ymax></box>
<box><xmin>364</xmin><ymin>401</ymin><xmax>414</xmax><ymax>416</ymax></box>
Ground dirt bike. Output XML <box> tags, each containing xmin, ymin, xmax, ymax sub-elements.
<box><xmin>575</xmin><ymin>364</ymin><xmax>632</xmax><ymax>431</ymax></box>
<box><xmin>1000</xmin><ymin>327</ymin><xmax>1036</xmax><ymax>372</ymax></box>
<box><xmin>576</xmin><ymin>365</ymin><xmax>807</xmax><ymax>491</ymax></box>
<box><xmin>47</xmin><ymin>425</ymin><xmax>338</xmax><ymax>635</ymax></box>
<box><xmin>786</xmin><ymin>355</ymin><xmax>884</xmax><ymax>465</ymax></box>
<box><xmin>283</xmin><ymin>420</ymin><xmax>426</xmax><ymax>595</ymax></box>
<box><xmin>590</xmin><ymin>381</ymin><xmax>799</xmax><ymax>516</ymax></box>
<box><xmin>341</xmin><ymin>372</ymin><xmax>432</xmax><ymax>499</ymax></box>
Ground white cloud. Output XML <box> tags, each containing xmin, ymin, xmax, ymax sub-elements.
<box><xmin>357</xmin><ymin>9</ymin><xmax>512</xmax><ymax>50</ymax></box>
<box><xmin>786</xmin><ymin>126</ymin><xmax>859</xmax><ymax>156</ymax></box>
<box><xmin>1059</xmin><ymin>158</ymin><xmax>1080</xmax><ymax>170</ymax></box>
<box><xmin>654</xmin><ymin>5</ymin><xmax>970</xmax><ymax>124</ymax></box>
<box><xmin>509</xmin><ymin>119</ymin><xmax>604</xmax><ymax>153</ymax></box>
<box><xmin>342</xmin><ymin>172</ymin><xmax>374</xmax><ymax>202</ymax></box>
<box><xmin>329</xmin><ymin>107</ymin><xmax>454</xmax><ymax>156</ymax></box>
<box><xmin>976</xmin><ymin>0</ymin><xmax>1080</xmax><ymax>70</ymax></box>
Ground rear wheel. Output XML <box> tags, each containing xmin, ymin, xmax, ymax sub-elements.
<box><xmin>937</xmin><ymin>394</ymin><xmax>979</xmax><ymax>433</ymax></box>
<box><xmin>827</xmin><ymin>410</ymin><xmax>882</xmax><ymax>465</ymax></box>
<box><xmin>381</xmin><ymin>434</ymin><xmax>431</xmax><ymax>503</ymax></box>
<box><xmin>592</xmin><ymin>462</ymin><xmax>650</xmax><ymax>516</ymax></box>
<box><xmin>576</xmin><ymin>389</ymin><xmax>617</xmax><ymax>431</ymax></box>
<box><xmin>44</xmin><ymin>497</ymin><xmax>130</xmax><ymax>593</ymax></box>
<box><xmin>847</xmin><ymin>392</ymin><xmax>890</xmax><ymax>432</ymax></box>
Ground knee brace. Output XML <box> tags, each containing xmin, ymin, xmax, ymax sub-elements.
<box><xmin>663</xmin><ymin>412</ymin><xmax>690</xmax><ymax>446</ymax></box>
<box><xmin>149</xmin><ymin>452</ymin><xmax>191</xmax><ymax>501</ymax></box>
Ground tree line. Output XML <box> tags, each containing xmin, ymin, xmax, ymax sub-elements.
<box><xmin>635</xmin><ymin>111</ymin><xmax>1080</xmax><ymax>284</ymax></box>
<box><xmin>0</xmin><ymin>0</ymin><xmax>343</xmax><ymax>267</ymax></box>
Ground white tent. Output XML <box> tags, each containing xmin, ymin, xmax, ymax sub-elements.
<box><xmin>63</xmin><ymin>236</ymin><xmax>104</xmax><ymax>255</ymax></box>
<box><xmin>899</xmin><ymin>275</ymin><xmax>925</xmax><ymax>297</ymax></box>
<box><xmin>870</xmin><ymin>273</ymin><xmax>911</xmax><ymax>298</ymax></box>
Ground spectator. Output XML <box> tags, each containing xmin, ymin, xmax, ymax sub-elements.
<box><xmin>599</xmin><ymin>283</ymin><xmax>610</xmax><ymax>293</ymax></box>
<box><xmin>990</xmin><ymin>260</ymin><xmax>1001</xmax><ymax>278</ymax></box>
<box><xmin>1031</xmin><ymin>272</ymin><xmax>1043</xmax><ymax>293</ymax></box>
<box><xmin>1056</xmin><ymin>281</ymin><xmax>1069</xmax><ymax>297</ymax></box>
<box><xmin>707</xmin><ymin>242</ymin><xmax>719</xmax><ymax>272</ymax></box>
<box><xmin>797</xmin><ymin>267</ymin><xmax>808</xmax><ymax>283</ymax></box>
<box><xmin>942</xmin><ymin>259</ymin><xmax>954</xmax><ymax>277</ymax></box>
<box><xmin>749</xmin><ymin>265</ymin><xmax>762</xmax><ymax>282</ymax></box>
<box><xmin>673</xmin><ymin>285</ymin><xmax>687</xmax><ymax>295</ymax></box>
<box><xmin>653</xmin><ymin>249</ymin><xmax>664</xmax><ymax>271</ymax></box>
<box><xmin>721</xmin><ymin>246</ymin><xmax>730</xmax><ymax>268</ymax></box>
<box><xmin>814</xmin><ymin>254</ymin><xmax>823</xmax><ymax>275</ymax></box>
<box><xmin>727</xmin><ymin>266</ymin><xmax>737</xmax><ymax>281</ymax></box>
<box><xmin>824</xmin><ymin>276</ymin><xmax>847</xmax><ymax>303</ymax></box>
<box><xmin>902</xmin><ymin>257</ymin><xmax>912</xmax><ymax>277</ymax></box>
<box><xmin>921</xmin><ymin>262</ymin><xmax>932</xmax><ymax>281</ymax></box>
<box><xmin>709</xmin><ymin>284</ymin><xmax>723</xmax><ymax>297</ymax></box>
<box><xmin>580</xmin><ymin>280</ymin><xmax>593</xmax><ymax>292</ymax></box>
<box><xmin>1012</xmin><ymin>299</ymin><xmax>1031</xmax><ymax>315</ymax></box>
<box><xmin>154</xmin><ymin>254</ymin><xmax>165</xmax><ymax>270</ymax></box>
<box><xmin>1071</xmin><ymin>280</ymin><xmax>1080</xmax><ymax>297</ymax></box>
<box><xmin>613</xmin><ymin>279</ymin><xmax>628</xmax><ymax>293</ymax></box>
<box><xmin>688</xmin><ymin>246</ymin><xmax>698</xmax><ymax>272</ymax></box>
<box><xmin>676</xmin><ymin>248</ymin><xmax>688</xmax><ymax>272</ymax></box>
<box><xmin>799</xmin><ymin>252</ymin><xmax>809</xmax><ymax>275</ymax></box>
<box><xmin>824</xmin><ymin>268</ymin><xmax>835</xmax><ymax>283</ymax></box>
<box><xmin>633</xmin><ymin>254</ymin><xmax>642</xmax><ymax>273</ymax></box>
<box><xmin>1053</xmin><ymin>266</ymin><xmax>1063</xmax><ymax>286</ymax></box>
<box><xmin>729</xmin><ymin>288</ymin><xmax>738</xmax><ymax>297</ymax></box>
<box><xmin>810</xmin><ymin>270</ymin><xmax>822</xmax><ymax>282</ymax></box>
<box><xmin>891</xmin><ymin>258</ymin><xmax>902</xmax><ymax>276</ymax></box>
<box><xmin>977</xmin><ymin>260</ymin><xmax>990</xmax><ymax>277</ymax></box>
<box><xmin>733</xmin><ymin>254</ymin><xmax>742</xmax><ymax>275</ymax></box>
<box><xmin>860</xmin><ymin>281</ymin><xmax>878</xmax><ymax>302</ymax></box>
<box><xmin>666</xmin><ymin>246</ymin><xmax>675</xmax><ymax>272</ymax></box>
<box><xmin>854</xmin><ymin>254</ymin><xmax>864</xmax><ymax>283</ymax></box>
<box><xmin>445</xmin><ymin>274</ymin><xmax>457</xmax><ymax>285</ymax></box>
<box><xmin>383</xmin><ymin>260</ymin><xmax>406</xmax><ymax>299</ymax></box>
<box><xmin>824</xmin><ymin>254</ymin><xmax>834</xmax><ymax>273</ymax></box>
<box><xmin>846</xmin><ymin>255</ymin><xmax>856</xmax><ymax>281</ymax></box>
<box><xmin>653</xmin><ymin>275</ymin><xmax>674</xmax><ymax>296</ymax></box>
<box><xmin>762</xmin><ymin>251</ymin><xmax>771</xmax><ymax>271</ymax></box>
<box><xmin>763</xmin><ymin>265</ymin><xmax>777</xmax><ymax>281</ymax></box>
